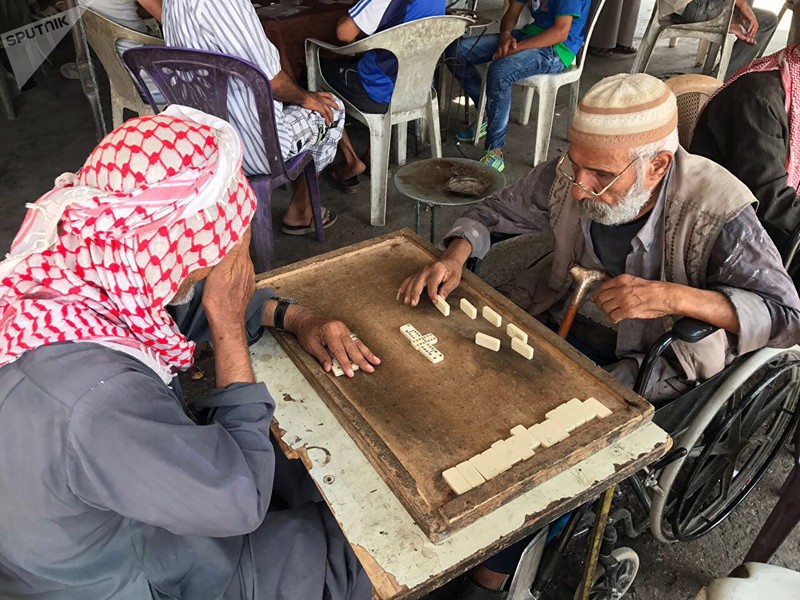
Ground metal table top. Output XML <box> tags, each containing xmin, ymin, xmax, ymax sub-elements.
<box><xmin>393</xmin><ymin>157</ymin><xmax>506</xmax><ymax>207</ymax></box>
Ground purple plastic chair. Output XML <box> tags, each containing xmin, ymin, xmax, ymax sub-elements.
<box><xmin>122</xmin><ymin>46</ymin><xmax>325</xmax><ymax>272</ymax></box>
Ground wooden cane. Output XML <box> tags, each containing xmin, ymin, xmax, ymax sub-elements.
<box><xmin>557</xmin><ymin>264</ymin><xmax>610</xmax><ymax>339</ymax></box>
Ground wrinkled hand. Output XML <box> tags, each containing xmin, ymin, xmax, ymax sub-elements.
<box><xmin>731</xmin><ymin>8</ymin><xmax>757</xmax><ymax>44</ymax></box>
<box><xmin>202</xmin><ymin>229</ymin><xmax>255</xmax><ymax>327</ymax></box>
<box><xmin>301</xmin><ymin>91</ymin><xmax>339</xmax><ymax>126</ymax></box>
<box><xmin>493</xmin><ymin>32</ymin><xmax>517</xmax><ymax>59</ymax></box>
<box><xmin>292</xmin><ymin>310</ymin><xmax>381</xmax><ymax>377</ymax></box>
<box><xmin>398</xmin><ymin>258</ymin><xmax>463</xmax><ymax>306</ymax></box>
<box><xmin>592</xmin><ymin>274</ymin><xmax>675</xmax><ymax>323</ymax></box>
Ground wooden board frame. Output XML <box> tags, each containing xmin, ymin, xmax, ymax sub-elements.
<box><xmin>257</xmin><ymin>230</ymin><xmax>653</xmax><ymax>543</ymax></box>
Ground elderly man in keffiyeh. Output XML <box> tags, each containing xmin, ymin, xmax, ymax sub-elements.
<box><xmin>0</xmin><ymin>106</ymin><xmax>375</xmax><ymax>600</ymax></box>
<box><xmin>692</xmin><ymin>44</ymin><xmax>800</xmax><ymax>287</ymax></box>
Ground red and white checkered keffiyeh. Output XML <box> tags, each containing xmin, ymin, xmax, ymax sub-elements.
<box><xmin>0</xmin><ymin>105</ymin><xmax>256</xmax><ymax>382</ymax></box>
<box><xmin>717</xmin><ymin>44</ymin><xmax>800</xmax><ymax>190</ymax></box>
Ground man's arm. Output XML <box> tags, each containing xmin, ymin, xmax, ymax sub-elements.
<box><xmin>193</xmin><ymin>0</ymin><xmax>340</xmax><ymax>124</ymax></box>
<box><xmin>398</xmin><ymin>159</ymin><xmax>558</xmax><ymax>305</ymax></box>
<box><xmin>732</xmin><ymin>0</ymin><xmax>759</xmax><ymax>42</ymax></box>
<box><xmin>593</xmin><ymin>275</ymin><xmax>741</xmax><ymax>333</ymax></box>
<box><xmin>336</xmin><ymin>14</ymin><xmax>362</xmax><ymax>44</ymax></box>
<box><xmin>137</xmin><ymin>0</ymin><xmax>162</xmax><ymax>21</ymax></box>
<box><xmin>67</xmin><ymin>368</ymin><xmax>275</xmax><ymax>537</ymax></box>
<box><xmin>511</xmin><ymin>15</ymin><xmax>573</xmax><ymax>52</ymax></box>
<box><xmin>261</xmin><ymin>299</ymin><xmax>380</xmax><ymax>378</ymax></box>
<box><xmin>495</xmin><ymin>0</ymin><xmax>527</xmax><ymax>58</ymax></box>
<box><xmin>593</xmin><ymin>206</ymin><xmax>800</xmax><ymax>352</ymax></box>
<box><xmin>269</xmin><ymin>71</ymin><xmax>340</xmax><ymax>125</ymax></box>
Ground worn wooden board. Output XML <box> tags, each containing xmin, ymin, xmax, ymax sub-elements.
<box><xmin>256</xmin><ymin>229</ymin><xmax>654</xmax><ymax>543</ymax></box>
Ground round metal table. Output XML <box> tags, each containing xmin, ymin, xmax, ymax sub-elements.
<box><xmin>393</xmin><ymin>157</ymin><xmax>505</xmax><ymax>243</ymax></box>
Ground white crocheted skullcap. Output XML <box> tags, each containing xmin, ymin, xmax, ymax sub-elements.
<box><xmin>568</xmin><ymin>73</ymin><xmax>678</xmax><ymax>149</ymax></box>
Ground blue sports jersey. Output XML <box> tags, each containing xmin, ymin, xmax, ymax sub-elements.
<box><xmin>350</xmin><ymin>0</ymin><xmax>446</xmax><ymax>104</ymax></box>
<box><xmin>516</xmin><ymin>0</ymin><xmax>591</xmax><ymax>66</ymax></box>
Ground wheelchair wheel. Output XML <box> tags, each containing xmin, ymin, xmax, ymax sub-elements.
<box><xmin>573</xmin><ymin>547</ymin><xmax>639</xmax><ymax>600</ymax></box>
<box><xmin>650</xmin><ymin>347</ymin><xmax>800</xmax><ymax>543</ymax></box>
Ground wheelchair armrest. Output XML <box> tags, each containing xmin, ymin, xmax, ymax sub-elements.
<box><xmin>672</xmin><ymin>317</ymin><xmax>719</xmax><ymax>344</ymax></box>
<box><xmin>633</xmin><ymin>317</ymin><xmax>719</xmax><ymax>396</ymax></box>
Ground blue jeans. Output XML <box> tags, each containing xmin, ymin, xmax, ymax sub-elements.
<box><xmin>445</xmin><ymin>30</ymin><xmax>564</xmax><ymax>150</ymax></box>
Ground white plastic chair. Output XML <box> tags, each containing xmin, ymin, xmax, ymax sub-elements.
<box><xmin>695</xmin><ymin>563</ymin><xmax>800</xmax><ymax>599</ymax></box>
<box><xmin>81</xmin><ymin>9</ymin><xmax>163</xmax><ymax>127</ymax></box>
<box><xmin>630</xmin><ymin>0</ymin><xmax>737</xmax><ymax>81</ymax></box>
<box><xmin>472</xmin><ymin>0</ymin><xmax>608</xmax><ymax>166</ymax></box>
<box><xmin>757</xmin><ymin>0</ymin><xmax>794</xmax><ymax>57</ymax></box>
<box><xmin>306</xmin><ymin>16</ymin><xmax>471</xmax><ymax>226</ymax></box>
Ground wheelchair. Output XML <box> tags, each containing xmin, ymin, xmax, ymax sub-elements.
<box><xmin>466</xmin><ymin>226</ymin><xmax>800</xmax><ymax>600</ymax></box>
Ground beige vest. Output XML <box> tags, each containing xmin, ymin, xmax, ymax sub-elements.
<box><xmin>522</xmin><ymin>148</ymin><xmax>756</xmax><ymax>382</ymax></box>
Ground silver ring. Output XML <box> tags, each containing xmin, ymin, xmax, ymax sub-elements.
<box><xmin>349</xmin><ymin>333</ymin><xmax>359</xmax><ymax>341</ymax></box>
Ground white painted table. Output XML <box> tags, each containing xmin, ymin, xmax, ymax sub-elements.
<box><xmin>251</xmin><ymin>332</ymin><xmax>671</xmax><ymax>599</ymax></box>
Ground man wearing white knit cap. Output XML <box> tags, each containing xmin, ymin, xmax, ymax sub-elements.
<box><xmin>400</xmin><ymin>73</ymin><xmax>800</xmax><ymax>408</ymax></box>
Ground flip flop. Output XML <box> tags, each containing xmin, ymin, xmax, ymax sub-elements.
<box><xmin>327</xmin><ymin>168</ymin><xmax>361</xmax><ymax>194</ymax></box>
<box><xmin>281</xmin><ymin>207</ymin><xmax>339</xmax><ymax>236</ymax></box>
<box><xmin>614</xmin><ymin>44</ymin><xmax>637</xmax><ymax>55</ymax></box>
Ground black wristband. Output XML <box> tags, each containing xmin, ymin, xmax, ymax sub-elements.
<box><xmin>273</xmin><ymin>299</ymin><xmax>293</xmax><ymax>331</ymax></box>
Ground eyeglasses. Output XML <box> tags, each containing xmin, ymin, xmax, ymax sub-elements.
<box><xmin>556</xmin><ymin>153</ymin><xmax>641</xmax><ymax>198</ymax></box>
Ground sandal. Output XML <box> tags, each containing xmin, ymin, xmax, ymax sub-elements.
<box><xmin>281</xmin><ymin>207</ymin><xmax>338</xmax><ymax>236</ymax></box>
<box><xmin>327</xmin><ymin>168</ymin><xmax>361</xmax><ymax>194</ymax></box>
<box><xmin>588</xmin><ymin>46</ymin><xmax>614</xmax><ymax>58</ymax></box>
<box><xmin>613</xmin><ymin>44</ymin><xmax>637</xmax><ymax>54</ymax></box>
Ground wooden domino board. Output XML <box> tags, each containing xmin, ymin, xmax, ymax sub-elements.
<box><xmin>257</xmin><ymin>230</ymin><xmax>654</xmax><ymax>543</ymax></box>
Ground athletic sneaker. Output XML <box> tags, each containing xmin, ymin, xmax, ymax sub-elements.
<box><xmin>456</xmin><ymin>120</ymin><xmax>488</xmax><ymax>143</ymax></box>
<box><xmin>480</xmin><ymin>150</ymin><xmax>505</xmax><ymax>172</ymax></box>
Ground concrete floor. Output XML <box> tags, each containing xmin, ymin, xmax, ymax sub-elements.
<box><xmin>0</xmin><ymin>1</ymin><xmax>798</xmax><ymax>598</ymax></box>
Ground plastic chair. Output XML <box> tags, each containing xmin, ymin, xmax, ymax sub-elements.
<box><xmin>306</xmin><ymin>15</ymin><xmax>471</xmax><ymax>226</ymax></box>
<box><xmin>62</xmin><ymin>0</ymin><xmax>105</xmax><ymax>138</ymax></box>
<box><xmin>123</xmin><ymin>47</ymin><xmax>326</xmax><ymax>273</ymax></box>
<box><xmin>758</xmin><ymin>0</ymin><xmax>794</xmax><ymax>58</ymax></box>
<box><xmin>631</xmin><ymin>0</ymin><xmax>737</xmax><ymax>81</ymax></box>
<box><xmin>694</xmin><ymin>562</ymin><xmax>800</xmax><ymax>599</ymax></box>
<box><xmin>664</xmin><ymin>74</ymin><xmax>721</xmax><ymax>148</ymax></box>
<box><xmin>81</xmin><ymin>9</ymin><xmax>163</xmax><ymax>127</ymax></box>
<box><xmin>472</xmin><ymin>0</ymin><xmax>608</xmax><ymax>166</ymax></box>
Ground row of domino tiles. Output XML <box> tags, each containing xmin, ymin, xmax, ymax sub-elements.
<box><xmin>441</xmin><ymin>397</ymin><xmax>613</xmax><ymax>495</ymax></box>
<box><xmin>438</xmin><ymin>296</ymin><xmax>536</xmax><ymax>360</ymax></box>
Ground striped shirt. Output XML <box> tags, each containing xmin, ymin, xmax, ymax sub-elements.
<box><xmin>163</xmin><ymin>0</ymin><xmax>290</xmax><ymax>175</ymax></box>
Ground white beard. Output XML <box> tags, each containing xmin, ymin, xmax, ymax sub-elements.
<box><xmin>578</xmin><ymin>165</ymin><xmax>653</xmax><ymax>226</ymax></box>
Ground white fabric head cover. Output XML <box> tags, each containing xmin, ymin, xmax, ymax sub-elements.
<box><xmin>569</xmin><ymin>73</ymin><xmax>678</xmax><ymax>149</ymax></box>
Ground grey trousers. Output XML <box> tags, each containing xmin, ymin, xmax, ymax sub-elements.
<box><xmin>673</xmin><ymin>0</ymin><xmax>778</xmax><ymax>78</ymax></box>
<box><xmin>590</xmin><ymin>0</ymin><xmax>642</xmax><ymax>49</ymax></box>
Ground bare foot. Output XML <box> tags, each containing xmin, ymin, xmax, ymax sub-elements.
<box><xmin>329</xmin><ymin>159</ymin><xmax>366</xmax><ymax>183</ymax></box>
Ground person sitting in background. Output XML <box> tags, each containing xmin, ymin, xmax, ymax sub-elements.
<box><xmin>322</xmin><ymin>0</ymin><xmax>445</xmax><ymax>194</ymax></box>
<box><xmin>78</xmin><ymin>0</ymin><xmax>164</xmax><ymax>101</ymax></box>
<box><xmin>163</xmin><ymin>0</ymin><xmax>363</xmax><ymax>235</ymax></box>
<box><xmin>0</xmin><ymin>107</ymin><xmax>377</xmax><ymax>599</ymax></box>
<box><xmin>691</xmin><ymin>45</ymin><xmax>800</xmax><ymax>286</ymax></box>
<box><xmin>660</xmin><ymin>0</ymin><xmax>777</xmax><ymax>79</ymax></box>
<box><xmin>445</xmin><ymin>0</ymin><xmax>591</xmax><ymax>173</ymax></box>
<box><xmin>588</xmin><ymin>0</ymin><xmax>640</xmax><ymax>57</ymax></box>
